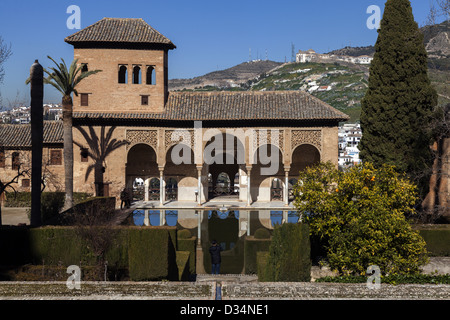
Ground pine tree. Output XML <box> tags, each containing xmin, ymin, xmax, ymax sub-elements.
<box><xmin>359</xmin><ymin>0</ymin><xmax>438</xmax><ymax>198</ymax></box>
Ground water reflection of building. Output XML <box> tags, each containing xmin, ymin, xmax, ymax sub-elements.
<box><xmin>128</xmin><ymin>208</ymin><xmax>300</xmax><ymax>274</ymax></box>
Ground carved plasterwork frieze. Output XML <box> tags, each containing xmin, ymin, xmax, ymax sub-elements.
<box><xmin>291</xmin><ymin>130</ymin><xmax>321</xmax><ymax>151</ymax></box>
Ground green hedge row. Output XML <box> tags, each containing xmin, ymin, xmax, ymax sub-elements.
<box><xmin>259</xmin><ymin>223</ymin><xmax>311</xmax><ymax>282</ymax></box>
<box><xmin>4</xmin><ymin>192</ymin><xmax>92</xmax><ymax>223</ymax></box>
<box><xmin>316</xmin><ymin>274</ymin><xmax>450</xmax><ymax>285</ymax></box>
<box><xmin>0</xmin><ymin>226</ymin><xmax>191</xmax><ymax>281</ymax></box>
<box><xmin>244</xmin><ymin>237</ymin><xmax>271</xmax><ymax>274</ymax></box>
<box><xmin>4</xmin><ymin>192</ymin><xmax>91</xmax><ymax>208</ymax></box>
<box><xmin>176</xmin><ymin>230</ymin><xmax>196</xmax><ymax>275</ymax></box>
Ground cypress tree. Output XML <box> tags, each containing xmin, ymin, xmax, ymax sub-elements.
<box><xmin>359</xmin><ymin>0</ymin><xmax>438</xmax><ymax>198</ymax></box>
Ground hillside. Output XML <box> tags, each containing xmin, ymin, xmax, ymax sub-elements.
<box><xmin>247</xmin><ymin>62</ymin><xmax>370</xmax><ymax>123</ymax></box>
<box><xmin>326</xmin><ymin>20</ymin><xmax>450</xmax><ymax>70</ymax></box>
<box><xmin>327</xmin><ymin>46</ymin><xmax>375</xmax><ymax>57</ymax></box>
<box><xmin>169</xmin><ymin>60</ymin><xmax>283</xmax><ymax>91</ymax></box>
<box><xmin>169</xmin><ymin>21</ymin><xmax>449</xmax><ymax>123</ymax></box>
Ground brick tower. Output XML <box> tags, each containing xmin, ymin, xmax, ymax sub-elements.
<box><xmin>65</xmin><ymin>18</ymin><xmax>176</xmax><ymax>113</ymax></box>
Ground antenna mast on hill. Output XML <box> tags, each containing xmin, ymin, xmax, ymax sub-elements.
<box><xmin>249</xmin><ymin>48</ymin><xmax>252</xmax><ymax>62</ymax></box>
<box><xmin>266</xmin><ymin>49</ymin><xmax>268</xmax><ymax>61</ymax></box>
<box><xmin>291</xmin><ymin>43</ymin><xmax>295</xmax><ymax>62</ymax></box>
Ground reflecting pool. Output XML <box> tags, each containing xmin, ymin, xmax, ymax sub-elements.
<box><xmin>126</xmin><ymin>208</ymin><xmax>300</xmax><ymax>274</ymax></box>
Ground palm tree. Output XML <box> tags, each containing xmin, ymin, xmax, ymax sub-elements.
<box><xmin>74</xmin><ymin>126</ymin><xmax>129</xmax><ymax>197</ymax></box>
<box><xmin>44</xmin><ymin>56</ymin><xmax>101</xmax><ymax>210</ymax></box>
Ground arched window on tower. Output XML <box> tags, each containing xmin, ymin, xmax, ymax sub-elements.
<box><xmin>146</xmin><ymin>66</ymin><xmax>156</xmax><ymax>85</ymax></box>
<box><xmin>133</xmin><ymin>65</ymin><xmax>141</xmax><ymax>84</ymax></box>
<box><xmin>118</xmin><ymin>65</ymin><xmax>128</xmax><ymax>84</ymax></box>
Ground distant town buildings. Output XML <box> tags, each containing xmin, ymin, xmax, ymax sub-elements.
<box><xmin>296</xmin><ymin>49</ymin><xmax>373</xmax><ymax>65</ymax></box>
<box><xmin>0</xmin><ymin>104</ymin><xmax>62</xmax><ymax>124</ymax></box>
<box><xmin>338</xmin><ymin>123</ymin><xmax>362</xmax><ymax>167</ymax></box>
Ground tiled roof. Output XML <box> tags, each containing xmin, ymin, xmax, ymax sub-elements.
<box><xmin>0</xmin><ymin>121</ymin><xmax>63</xmax><ymax>147</ymax></box>
<box><xmin>65</xmin><ymin>18</ymin><xmax>176</xmax><ymax>49</ymax></box>
<box><xmin>73</xmin><ymin>91</ymin><xmax>349</xmax><ymax>122</ymax></box>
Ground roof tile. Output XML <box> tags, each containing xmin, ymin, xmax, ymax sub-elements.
<box><xmin>0</xmin><ymin>121</ymin><xmax>63</xmax><ymax>147</ymax></box>
<box><xmin>72</xmin><ymin>91</ymin><xmax>349</xmax><ymax>121</ymax></box>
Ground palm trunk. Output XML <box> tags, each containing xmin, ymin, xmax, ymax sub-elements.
<box><xmin>62</xmin><ymin>95</ymin><xmax>74</xmax><ymax>211</ymax></box>
<box><xmin>30</xmin><ymin>60</ymin><xmax>44</xmax><ymax>227</ymax></box>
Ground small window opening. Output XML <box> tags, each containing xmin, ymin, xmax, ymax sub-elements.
<box><xmin>118</xmin><ymin>65</ymin><xmax>128</xmax><ymax>84</ymax></box>
<box><xmin>141</xmin><ymin>95</ymin><xmax>149</xmax><ymax>106</ymax></box>
<box><xmin>22</xmin><ymin>179</ymin><xmax>30</xmax><ymax>188</ymax></box>
<box><xmin>12</xmin><ymin>152</ymin><xmax>20</xmax><ymax>170</ymax></box>
<box><xmin>81</xmin><ymin>63</ymin><xmax>88</xmax><ymax>73</ymax></box>
<box><xmin>146</xmin><ymin>66</ymin><xmax>156</xmax><ymax>85</ymax></box>
<box><xmin>133</xmin><ymin>65</ymin><xmax>141</xmax><ymax>84</ymax></box>
<box><xmin>50</xmin><ymin>150</ymin><xmax>62</xmax><ymax>165</ymax></box>
<box><xmin>80</xmin><ymin>93</ymin><xmax>89</xmax><ymax>106</ymax></box>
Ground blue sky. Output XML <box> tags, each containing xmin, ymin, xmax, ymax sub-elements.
<box><xmin>0</xmin><ymin>0</ymin><xmax>439</xmax><ymax>105</ymax></box>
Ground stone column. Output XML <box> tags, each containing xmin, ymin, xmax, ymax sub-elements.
<box><xmin>284</xmin><ymin>168</ymin><xmax>290</xmax><ymax>206</ymax></box>
<box><xmin>144</xmin><ymin>179</ymin><xmax>149</xmax><ymax>202</ymax></box>
<box><xmin>160</xmin><ymin>209</ymin><xmax>165</xmax><ymax>226</ymax></box>
<box><xmin>246</xmin><ymin>166</ymin><xmax>252</xmax><ymax>206</ymax></box>
<box><xmin>159</xmin><ymin>168</ymin><xmax>165</xmax><ymax>206</ymax></box>
<box><xmin>144</xmin><ymin>210</ymin><xmax>149</xmax><ymax>226</ymax></box>
<box><xmin>197</xmin><ymin>166</ymin><xmax>203</xmax><ymax>205</ymax></box>
<box><xmin>196</xmin><ymin>210</ymin><xmax>207</xmax><ymax>274</ymax></box>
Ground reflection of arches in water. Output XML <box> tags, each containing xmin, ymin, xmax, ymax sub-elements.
<box><xmin>270</xmin><ymin>210</ymin><xmax>299</xmax><ymax>226</ymax></box>
<box><xmin>149</xmin><ymin>210</ymin><xmax>160</xmax><ymax>226</ymax></box>
<box><xmin>133</xmin><ymin>210</ymin><xmax>145</xmax><ymax>226</ymax></box>
<box><xmin>204</xmin><ymin>209</ymin><xmax>243</xmax><ymax>274</ymax></box>
<box><xmin>165</xmin><ymin>178</ymin><xmax>178</xmax><ymax>201</ymax></box>
<box><xmin>270</xmin><ymin>210</ymin><xmax>283</xmax><ymax>226</ymax></box>
<box><xmin>208</xmin><ymin>210</ymin><xmax>239</xmax><ymax>220</ymax></box>
<box><xmin>165</xmin><ymin>210</ymin><xmax>178</xmax><ymax>226</ymax></box>
<box><xmin>148</xmin><ymin>177</ymin><xmax>160</xmax><ymax>200</ymax></box>
<box><xmin>288</xmin><ymin>211</ymin><xmax>299</xmax><ymax>224</ymax></box>
<box><xmin>207</xmin><ymin>210</ymin><xmax>238</xmax><ymax>250</ymax></box>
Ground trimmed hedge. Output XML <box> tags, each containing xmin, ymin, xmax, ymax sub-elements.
<box><xmin>4</xmin><ymin>192</ymin><xmax>91</xmax><ymax>208</ymax></box>
<box><xmin>176</xmin><ymin>251</ymin><xmax>191</xmax><ymax>281</ymax></box>
<box><xmin>316</xmin><ymin>274</ymin><xmax>450</xmax><ymax>285</ymax></box>
<box><xmin>244</xmin><ymin>236</ymin><xmax>271</xmax><ymax>274</ymax></box>
<box><xmin>254</xmin><ymin>228</ymin><xmax>271</xmax><ymax>239</ymax></box>
<box><xmin>262</xmin><ymin>223</ymin><xmax>311</xmax><ymax>282</ymax></box>
<box><xmin>256</xmin><ymin>251</ymin><xmax>269</xmax><ymax>281</ymax></box>
<box><xmin>128</xmin><ymin>227</ymin><xmax>177</xmax><ymax>281</ymax></box>
<box><xmin>0</xmin><ymin>226</ymin><xmax>183</xmax><ymax>281</ymax></box>
<box><xmin>177</xmin><ymin>234</ymin><xmax>196</xmax><ymax>275</ymax></box>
